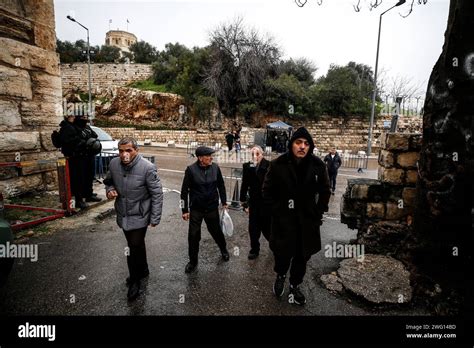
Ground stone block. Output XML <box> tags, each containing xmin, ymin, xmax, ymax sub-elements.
<box><xmin>405</xmin><ymin>170</ymin><xmax>418</xmax><ymax>185</ymax></box>
<box><xmin>410</xmin><ymin>134</ymin><xmax>422</xmax><ymax>151</ymax></box>
<box><xmin>384</xmin><ymin>133</ymin><xmax>410</xmax><ymax>151</ymax></box>
<box><xmin>0</xmin><ymin>100</ymin><xmax>22</xmax><ymax>128</ymax></box>
<box><xmin>0</xmin><ymin>65</ymin><xmax>32</xmax><ymax>99</ymax></box>
<box><xmin>350</xmin><ymin>184</ymin><xmax>369</xmax><ymax>200</ymax></box>
<box><xmin>0</xmin><ymin>132</ymin><xmax>39</xmax><ymax>152</ymax></box>
<box><xmin>378</xmin><ymin>149</ymin><xmax>394</xmax><ymax>168</ymax></box>
<box><xmin>402</xmin><ymin>187</ymin><xmax>417</xmax><ymax>207</ymax></box>
<box><xmin>378</xmin><ymin>167</ymin><xmax>404</xmax><ymax>185</ymax></box>
<box><xmin>397</xmin><ymin>152</ymin><xmax>419</xmax><ymax>168</ymax></box>
<box><xmin>40</xmin><ymin>129</ymin><xmax>61</xmax><ymax>151</ymax></box>
<box><xmin>385</xmin><ymin>202</ymin><xmax>407</xmax><ymax>220</ymax></box>
<box><xmin>367</xmin><ymin>203</ymin><xmax>385</xmax><ymax>219</ymax></box>
<box><xmin>0</xmin><ymin>38</ymin><xmax>60</xmax><ymax>76</ymax></box>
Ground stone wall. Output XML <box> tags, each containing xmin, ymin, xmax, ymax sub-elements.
<box><xmin>102</xmin><ymin>127</ymin><xmax>256</xmax><ymax>147</ymax></box>
<box><xmin>0</xmin><ymin>0</ymin><xmax>62</xmax><ymax>197</ymax></box>
<box><xmin>102</xmin><ymin>115</ymin><xmax>421</xmax><ymax>155</ymax></box>
<box><xmin>60</xmin><ymin>63</ymin><xmax>153</xmax><ymax>94</ymax></box>
<box><xmin>297</xmin><ymin>115</ymin><xmax>422</xmax><ymax>155</ymax></box>
<box><xmin>340</xmin><ymin>133</ymin><xmax>421</xmax><ymax>258</ymax></box>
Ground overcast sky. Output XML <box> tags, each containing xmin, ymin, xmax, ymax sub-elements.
<box><xmin>54</xmin><ymin>0</ymin><xmax>450</xmax><ymax>95</ymax></box>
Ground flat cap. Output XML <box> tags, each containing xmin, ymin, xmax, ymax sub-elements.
<box><xmin>195</xmin><ymin>146</ymin><xmax>215</xmax><ymax>156</ymax></box>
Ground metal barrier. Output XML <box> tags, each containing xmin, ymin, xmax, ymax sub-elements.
<box><xmin>95</xmin><ymin>152</ymin><xmax>156</xmax><ymax>179</ymax></box>
<box><xmin>0</xmin><ymin>158</ymin><xmax>74</xmax><ymax>230</ymax></box>
<box><xmin>313</xmin><ymin>150</ymin><xmax>368</xmax><ymax>170</ymax></box>
<box><xmin>186</xmin><ymin>141</ymin><xmax>223</xmax><ymax>156</ymax></box>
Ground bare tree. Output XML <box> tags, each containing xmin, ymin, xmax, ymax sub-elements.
<box><xmin>204</xmin><ymin>17</ymin><xmax>281</xmax><ymax>117</ymax></box>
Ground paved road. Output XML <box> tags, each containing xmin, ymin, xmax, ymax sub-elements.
<box><xmin>0</xmin><ymin>147</ymin><xmax>429</xmax><ymax>315</ymax></box>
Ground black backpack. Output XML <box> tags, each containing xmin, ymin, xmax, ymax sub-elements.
<box><xmin>51</xmin><ymin>130</ymin><xmax>62</xmax><ymax>148</ymax></box>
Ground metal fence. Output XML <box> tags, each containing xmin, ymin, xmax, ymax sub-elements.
<box><xmin>95</xmin><ymin>152</ymin><xmax>156</xmax><ymax>179</ymax></box>
<box><xmin>313</xmin><ymin>150</ymin><xmax>368</xmax><ymax>170</ymax></box>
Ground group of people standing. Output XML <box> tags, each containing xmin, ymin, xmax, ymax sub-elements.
<box><xmin>102</xmin><ymin>127</ymin><xmax>344</xmax><ymax>305</ymax></box>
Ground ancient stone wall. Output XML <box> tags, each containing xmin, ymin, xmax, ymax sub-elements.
<box><xmin>340</xmin><ymin>133</ymin><xmax>421</xmax><ymax>258</ymax></box>
<box><xmin>297</xmin><ymin>115</ymin><xmax>422</xmax><ymax>155</ymax></box>
<box><xmin>102</xmin><ymin>115</ymin><xmax>421</xmax><ymax>154</ymax></box>
<box><xmin>0</xmin><ymin>0</ymin><xmax>62</xmax><ymax>197</ymax></box>
<box><xmin>102</xmin><ymin>127</ymin><xmax>256</xmax><ymax>147</ymax></box>
<box><xmin>60</xmin><ymin>63</ymin><xmax>153</xmax><ymax>94</ymax></box>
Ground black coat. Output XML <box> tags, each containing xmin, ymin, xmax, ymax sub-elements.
<box><xmin>59</xmin><ymin>120</ymin><xmax>86</xmax><ymax>157</ymax></box>
<box><xmin>239</xmin><ymin>158</ymin><xmax>270</xmax><ymax>207</ymax></box>
<box><xmin>323</xmin><ymin>153</ymin><xmax>342</xmax><ymax>175</ymax></box>
<box><xmin>180</xmin><ymin>162</ymin><xmax>227</xmax><ymax>213</ymax></box>
<box><xmin>262</xmin><ymin>152</ymin><xmax>331</xmax><ymax>258</ymax></box>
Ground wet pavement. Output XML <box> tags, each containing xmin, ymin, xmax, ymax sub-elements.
<box><xmin>0</xmin><ymin>147</ymin><xmax>429</xmax><ymax>316</ymax></box>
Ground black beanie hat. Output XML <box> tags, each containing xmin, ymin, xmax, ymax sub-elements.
<box><xmin>288</xmin><ymin>127</ymin><xmax>315</xmax><ymax>154</ymax></box>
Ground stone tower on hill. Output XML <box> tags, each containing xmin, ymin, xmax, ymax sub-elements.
<box><xmin>105</xmin><ymin>30</ymin><xmax>137</xmax><ymax>54</ymax></box>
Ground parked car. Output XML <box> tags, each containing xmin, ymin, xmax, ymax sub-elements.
<box><xmin>91</xmin><ymin>126</ymin><xmax>118</xmax><ymax>155</ymax></box>
<box><xmin>0</xmin><ymin>192</ymin><xmax>14</xmax><ymax>286</ymax></box>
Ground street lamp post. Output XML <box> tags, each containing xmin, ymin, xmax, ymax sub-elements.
<box><xmin>367</xmin><ymin>0</ymin><xmax>405</xmax><ymax>157</ymax></box>
<box><xmin>67</xmin><ymin>15</ymin><xmax>93</xmax><ymax>125</ymax></box>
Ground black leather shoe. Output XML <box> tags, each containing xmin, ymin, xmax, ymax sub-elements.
<box><xmin>221</xmin><ymin>250</ymin><xmax>230</xmax><ymax>261</ymax></box>
<box><xmin>86</xmin><ymin>196</ymin><xmax>102</xmax><ymax>202</ymax></box>
<box><xmin>76</xmin><ymin>201</ymin><xmax>87</xmax><ymax>210</ymax></box>
<box><xmin>248</xmin><ymin>251</ymin><xmax>259</xmax><ymax>260</ymax></box>
<box><xmin>273</xmin><ymin>274</ymin><xmax>286</xmax><ymax>297</ymax></box>
<box><xmin>127</xmin><ymin>281</ymin><xmax>140</xmax><ymax>301</ymax></box>
<box><xmin>185</xmin><ymin>262</ymin><xmax>197</xmax><ymax>273</ymax></box>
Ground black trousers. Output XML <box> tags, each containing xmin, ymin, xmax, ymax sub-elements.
<box><xmin>123</xmin><ymin>227</ymin><xmax>148</xmax><ymax>282</ymax></box>
<box><xmin>188</xmin><ymin>209</ymin><xmax>227</xmax><ymax>264</ymax></box>
<box><xmin>329</xmin><ymin>172</ymin><xmax>337</xmax><ymax>191</ymax></box>
<box><xmin>68</xmin><ymin>155</ymin><xmax>95</xmax><ymax>202</ymax></box>
<box><xmin>274</xmin><ymin>252</ymin><xmax>311</xmax><ymax>286</ymax></box>
<box><xmin>84</xmin><ymin>155</ymin><xmax>95</xmax><ymax>198</ymax></box>
<box><xmin>248</xmin><ymin>205</ymin><xmax>270</xmax><ymax>253</ymax></box>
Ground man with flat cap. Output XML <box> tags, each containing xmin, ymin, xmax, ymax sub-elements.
<box><xmin>180</xmin><ymin>146</ymin><xmax>230</xmax><ymax>273</ymax></box>
<box><xmin>263</xmin><ymin>127</ymin><xmax>331</xmax><ymax>305</ymax></box>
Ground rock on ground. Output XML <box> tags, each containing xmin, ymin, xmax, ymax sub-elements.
<box><xmin>322</xmin><ymin>254</ymin><xmax>413</xmax><ymax>304</ymax></box>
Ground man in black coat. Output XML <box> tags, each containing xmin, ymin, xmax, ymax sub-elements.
<box><xmin>239</xmin><ymin>145</ymin><xmax>271</xmax><ymax>259</ymax></box>
<box><xmin>59</xmin><ymin>115</ymin><xmax>100</xmax><ymax>209</ymax></box>
<box><xmin>262</xmin><ymin>127</ymin><xmax>331</xmax><ymax>305</ymax></box>
<box><xmin>180</xmin><ymin>146</ymin><xmax>230</xmax><ymax>273</ymax></box>
<box><xmin>225</xmin><ymin>131</ymin><xmax>234</xmax><ymax>151</ymax></box>
<box><xmin>73</xmin><ymin>116</ymin><xmax>102</xmax><ymax>203</ymax></box>
<box><xmin>323</xmin><ymin>147</ymin><xmax>342</xmax><ymax>194</ymax></box>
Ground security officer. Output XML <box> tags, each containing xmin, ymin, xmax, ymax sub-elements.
<box><xmin>180</xmin><ymin>146</ymin><xmax>230</xmax><ymax>273</ymax></box>
<box><xmin>74</xmin><ymin>116</ymin><xmax>102</xmax><ymax>203</ymax></box>
<box><xmin>59</xmin><ymin>115</ymin><xmax>100</xmax><ymax>209</ymax></box>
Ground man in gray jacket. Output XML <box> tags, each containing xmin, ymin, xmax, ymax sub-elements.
<box><xmin>104</xmin><ymin>137</ymin><xmax>163</xmax><ymax>301</ymax></box>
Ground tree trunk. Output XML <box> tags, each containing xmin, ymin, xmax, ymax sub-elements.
<box><xmin>413</xmin><ymin>0</ymin><xmax>473</xmax><ymax>307</ymax></box>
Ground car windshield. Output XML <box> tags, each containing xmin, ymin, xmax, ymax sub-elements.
<box><xmin>91</xmin><ymin>126</ymin><xmax>113</xmax><ymax>141</ymax></box>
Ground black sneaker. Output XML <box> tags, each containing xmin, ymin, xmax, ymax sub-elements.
<box><xmin>288</xmin><ymin>284</ymin><xmax>306</xmax><ymax>305</ymax></box>
<box><xmin>273</xmin><ymin>274</ymin><xmax>286</xmax><ymax>297</ymax></box>
<box><xmin>86</xmin><ymin>196</ymin><xmax>102</xmax><ymax>202</ymax></box>
<box><xmin>185</xmin><ymin>262</ymin><xmax>197</xmax><ymax>273</ymax></box>
<box><xmin>221</xmin><ymin>249</ymin><xmax>230</xmax><ymax>262</ymax></box>
<box><xmin>127</xmin><ymin>281</ymin><xmax>140</xmax><ymax>301</ymax></box>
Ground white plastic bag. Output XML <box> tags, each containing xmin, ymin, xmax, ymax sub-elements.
<box><xmin>220</xmin><ymin>209</ymin><xmax>234</xmax><ymax>237</ymax></box>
